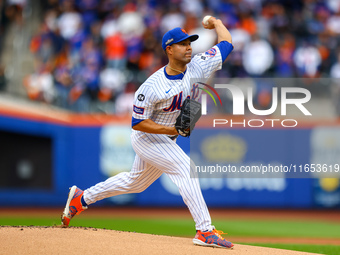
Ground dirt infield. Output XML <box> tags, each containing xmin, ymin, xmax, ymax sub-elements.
<box><xmin>1</xmin><ymin>207</ymin><xmax>339</xmax><ymax>222</ymax></box>
<box><xmin>0</xmin><ymin>226</ymin><xmax>321</xmax><ymax>255</ymax></box>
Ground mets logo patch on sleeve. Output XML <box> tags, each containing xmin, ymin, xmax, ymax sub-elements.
<box><xmin>205</xmin><ymin>47</ymin><xmax>217</xmax><ymax>57</ymax></box>
<box><xmin>133</xmin><ymin>105</ymin><xmax>145</xmax><ymax>115</ymax></box>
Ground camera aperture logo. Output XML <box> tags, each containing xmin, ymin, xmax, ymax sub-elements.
<box><xmin>198</xmin><ymin>83</ymin><xmax>311</xmax><ymax>128</ymax></box>
<box><xmin>195</xmin><ymin>82</ymin><xmax>223</xmax><ymax>112</ymax></box>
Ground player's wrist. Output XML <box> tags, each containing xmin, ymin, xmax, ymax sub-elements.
<box><xmin>171</xmin><ymin>127</ymin><xmax>179</xmax><ymax>135</ymax></box>
<box><xmin>212</xmin><ymin>19</ymin><xmax>223</xmax><ymax>27</ymax></box>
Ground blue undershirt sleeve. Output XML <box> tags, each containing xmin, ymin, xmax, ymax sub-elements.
<box><xmin>216</xmin><ymin>41</ymin><xmax>234</xmax><ymax>63</ymax></box>
<box><xmin>131</xmin><ymin>117</ymin><xmax>145</xmax><ymax>127</ymax></box>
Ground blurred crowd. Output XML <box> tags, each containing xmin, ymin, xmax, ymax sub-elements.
<box><xmin>3</xmin><ymin>0</ymin><xmax>340</xmax><ymax>113</ymax></box>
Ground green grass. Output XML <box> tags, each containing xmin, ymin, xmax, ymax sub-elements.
<box><xmin>1</xmin><ymin>216</ymin><xmax>340</xmax><ymax>255</ymax></box>
<box><xmin>212</xmin><ymin>219</ymin><xmax>340</xmax><ymax>239</ymax></box>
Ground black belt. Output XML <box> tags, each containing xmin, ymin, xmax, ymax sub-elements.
<box><xmin>168</xmin><ymin>135</ymin><xmax>178</xmax><ymax>140</ymax></box>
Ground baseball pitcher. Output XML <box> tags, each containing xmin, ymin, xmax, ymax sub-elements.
<box><xmin>61</xmin><ymin>15</ymin><xmax>234</xmax><ymax>249</ymax></box>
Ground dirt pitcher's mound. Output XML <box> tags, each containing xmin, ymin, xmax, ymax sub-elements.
<box><xmin>0</xmin><ymin>226</ymin><xmax>320</xmax><ymax>255</ymax></box>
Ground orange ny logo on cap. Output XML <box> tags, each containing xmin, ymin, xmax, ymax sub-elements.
<box><xmin>181</xmin><ymin>29</ymin><xmax>188</xmax><ymax>34</ymax></box>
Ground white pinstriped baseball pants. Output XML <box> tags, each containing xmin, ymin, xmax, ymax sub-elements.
<box><xmin>83</xmin><ymin>132</ymin><xmax>212</xmax><ymax>231</ymax></box>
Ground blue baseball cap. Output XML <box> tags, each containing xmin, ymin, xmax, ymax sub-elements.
<box><xmin>162</xmin><ymin>27</ymin><xmax>199</xmax><ymax>51</ymax></box>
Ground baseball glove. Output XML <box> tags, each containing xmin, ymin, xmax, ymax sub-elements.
<box><xmin>175</xmin><ymin>98</ymin><xmax>202</xmax><ymax>137</ymax></box>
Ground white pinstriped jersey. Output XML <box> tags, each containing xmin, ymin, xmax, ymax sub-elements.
<box><xmin>83</xmin><ymin>40</ymin><xmax>233</xmax><ymax>231</ymax></box>
<box><xmin>131</xmin><ymin>44</ymin><xmax>224</xmax><ymax>136</ymax></box>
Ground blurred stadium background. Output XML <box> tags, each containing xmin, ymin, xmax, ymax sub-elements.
<box><xmin>0</xmin><ymin>0</ymin><xmax>340</xmax><ymax>212</ymax></box>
